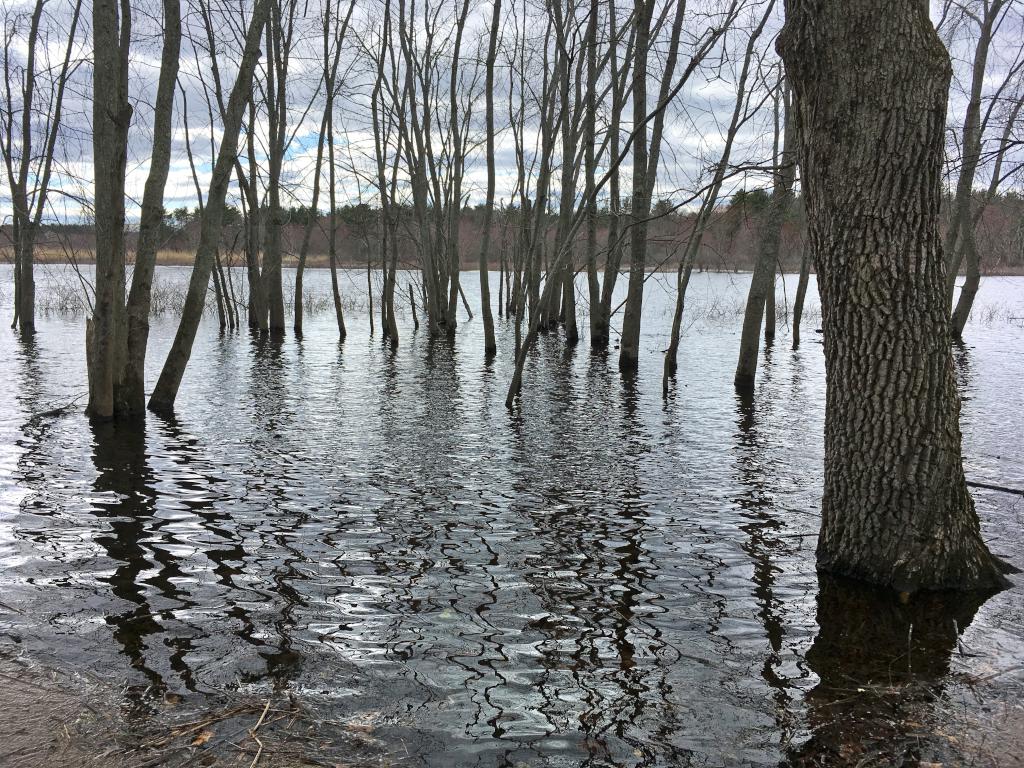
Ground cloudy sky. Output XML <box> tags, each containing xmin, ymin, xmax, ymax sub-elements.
<box><xmin>1</xmin><ymin>0</ymin><xmax>1022</xmax><ymax>227</ymax></box>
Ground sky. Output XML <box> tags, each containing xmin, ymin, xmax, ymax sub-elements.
<box><xmin>0</xmin><ymin>0</ymin><xmax>1021</xmax><ymax>228</ymax></box>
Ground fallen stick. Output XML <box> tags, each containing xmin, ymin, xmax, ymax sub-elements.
<box><xmin>248</xmin><ymin>697</ymin><xmax>273</xmax><ymax>768</ymax></box>
<box><xmin>966</xmin><ymin>480</ymin><xmax>1024</xmax><ymax>497</ymax></box>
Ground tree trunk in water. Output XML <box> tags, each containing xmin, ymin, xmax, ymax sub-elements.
<box><xmin>779</xmin><ymin>0</ymin><xmax>1006</xmax><ymax>591</ymax></box>
<box><xmin>385</xmin><ymin>222</ymin><xmax>399</xmax><ymax>342</ymax></box>
<box><xmin>87</xmin><ymin>0</ymin><xmax>132</xmax><ymax>421</ymax></box>
<box><xmin>212</xmin><ymin>259</ymin><xmax>227</xmax><ymax>329</ymax></box>
<box><xmin>294</xmin><ymin>107</ymin><xmax>329</xmax><ymax>337</ymax></box>
<box><xmin>950</xmin><ymin>230</ymin><xmax>980</xmax><ymax>339</ymax></box>
<box><xmin>592</xmin><ymin>1</ymin><xmax>627</xmax><ymax>350</ymax></box>
<box><xmin>735</xmin><ymin>81</ymin><xmax>795</xmax><ymax>392</ymax></box>
<box><xmin>477</xmin><ymin>0</ymin><xmax>501</xmax><ymax>357</ymax></box>
<box><xmin>149</xmin><ymin>0</ymin><xmax>269</xmax><ymax>414</ymax></box>
<box><xmin>326</xmin><ymin>111</ymin><xmax>346</xmax><ymax>341</ymax></box>
<box><xmin>263</xmin><ymin>10</ymin><xmax>287</xmax><ymax>335</ymax></box>
<box><xmin>367</xmin><ymin>252</ymin><xmax>375</xmax><ymax>336</ymax></box>
<box><xmin>791</xmin><ymin>249</ymin><xmax>809</xmax><ymax>349</ymax></box>
<box><xmin>15</xmin><ymin>233</ymin><xmax>34</xmax><ymax>334</ymax></box>
<box><xmin>618</xmin><ymin>0</ymin><xmax>652</xmax><ymax>373</ymax></box>
<box><xmin>763</xmin><ymin>275</ymin><xmax>775</xmax><ymax>344</ymax></box>
<box><xmin>661</xmin><ymin>260</ymin><xmax>693</xmax><ymax>393</ymax></box>
<box><xmin>943</xmin><ymin>0</ymin><xmax>1002</xmax><ymax>307</ymax></box>
<box><xmin>408</xmin><ymin>283</ymin><xmax>419</xmax><ymax>331</ymax></box>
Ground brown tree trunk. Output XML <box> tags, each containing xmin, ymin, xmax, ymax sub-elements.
<box><xmin>943</xmin><ymin>0</ymin><xmax>1004</xmax><ymax>306</ymax></box>
<box><xmin>791</xmin><ymin>247</ymin><xmax>809</xmax><ymax>349</ymax></box>
<box><xmin>149</xmin><ymin>0</ymin><xmax>270</xmax><ymax>413</ymax></box>
<box><xmin>119</xmin><ymin>0</ymin><xmax>182</xmax><ymax>417</ymax></box>
<box><xmin>779</xmin><ymin>0</ymin><xmax>1006</xmax><ymax>591</ymax></box>
<box><xmin>735</xmin><ymin>79</ymin><xmax>795</xmax><ymax>392</ymax></box>
<box><xmin>87</xmin><ymin>0</ymin><xmax>132</xmax><ymax>421</ymax></box>
<box><xmin>617</xmin><ymin>0</ymin><xmax>652</xmax><ymax>373</ymax></box>
<box><xmin>262</xmin><ymin>2</ymin><xmax>289</xmax><ymax>335</ymax></box>
<box><xmin>477</xmin><ymin>0</ymin><xmax>500</xmax><ymax>357</ymax></box>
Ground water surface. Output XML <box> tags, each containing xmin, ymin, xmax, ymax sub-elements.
<box><xmin>1</xmin><ymin>266</ymin><xmax>1022</xmax><ymax>766</ymax></box>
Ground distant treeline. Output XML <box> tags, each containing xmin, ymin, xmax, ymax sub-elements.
<box><xmin>11</xmin><ymin>190</ymin><xmax>1023</xmax><ymax>274</ymax></box>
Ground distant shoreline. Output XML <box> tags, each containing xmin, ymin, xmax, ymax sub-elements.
<box><xmin>7</xmin><ymin>249</ymin><xmax>1024</xmax><ymax>277</ymax></box>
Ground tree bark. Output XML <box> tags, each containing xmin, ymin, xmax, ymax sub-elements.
<box><xmin>149</xmin><ymin>0</ymin><xmax>270</xmax><ymax>413</ymax></box>
<box><xmin>943</xmin><ymin>0</ymin><xmax>1004</xmax><ymax>307</ymax></box>
<box><xmin>117</xmin><ymin>0</ymin><xmax>181</xmax><ymax>418</ymax></box>
<box><xmin>791</xmin><ymin>247</ymin><xmax>809</xmax><ymax>349</ymax></box>
<box><xmin>778</xmin><ymin>0</ymin><xmax>1006</xmax><ymax>591</ymax></box>
<box><xmin>87</xmin><ymin>0</ymin><xmax>132</xmax><ymax>421</ymax></box>
<box><xmin>477</xmin><ymin>0</ymin><xmax>501</xmax><ymax>357</ymax></box>
<box><xmin>617</xmin><ymin>0</ymin><xmax>652</xmax><ymax>373</ymax></box>
<box><xmin>262</xmin><ymin>2</ymin><xmax>290</xmax><ymax>335</ymax></box>
<box><xmin>735</xmin><ymin>78</ymin><xmax>795</xmax><ymax>392</ymax></box>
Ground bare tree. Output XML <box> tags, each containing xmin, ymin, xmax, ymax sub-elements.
<box><xmin>943</xmin><ymin>0</ymin><xmax>1024</xmax><ymax>338</ymax></box>
<box><xmin>1</xmin><ymin>0</ymin><xmax>83</xmax><ymax>333</ymax></box>
<box><xmin>294</xmin><ymin>0</ymin><xmax>355</xmax><ymax>336</ymax></box>
<box><xmin>477</xmin><ymin>0</ymin><xmax>502</xmax><ymax>356</ymax></box>
<box><xmin>117</xmin><ymin>0</ymin><xmax>182</xmax><ymax>417</ymax></box>
<box><xmin>150</xmin><ymin>0</ymin><xmax>271</xmax><ymax>413</ymax></box>
<box><xmin>735</xmin><ymin>71</ymin><xmax>795</xmax><ymax>392</ymax></box>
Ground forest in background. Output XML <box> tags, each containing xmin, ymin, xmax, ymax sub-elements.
<box><xmin>7</xmin><ymin>189</ymin><xmax>1024</xmax><ymax>274</ymax></box>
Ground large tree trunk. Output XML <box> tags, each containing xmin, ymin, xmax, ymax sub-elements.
<box><xmin>778</xmin><ymin>0</ymin><xmax>1006</xmax><ymax>591</ymax></box>
<box><xmin>87</xmin><ymin>0</ymin><xmax>132</xmax><ymax>421</ymax></box>
<box><xmin>117</xmin><ymin>0</ymin><xmax>181</xmax><ymax>419</ymax></box>
<box><xmin>149</xmin><ymin>0</ymin><xmax>270</xmax><ymax>413</ymax></box>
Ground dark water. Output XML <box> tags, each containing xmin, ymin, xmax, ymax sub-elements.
<box><xmin>1</xmin><ymin>266</ymin><xmax>1023</xmax><ymax>766</ymax></box>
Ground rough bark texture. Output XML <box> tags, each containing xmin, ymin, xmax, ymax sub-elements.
<box><xmin>778</xmin><ymin>0</ymin><xmax>1006</xmax><ymax>591</ymax></box>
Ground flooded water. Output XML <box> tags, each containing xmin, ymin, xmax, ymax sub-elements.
<box><xmin>1</xmin><ymin>265</ymin><xmax>1023</xmax><ymax>766</ymax></box>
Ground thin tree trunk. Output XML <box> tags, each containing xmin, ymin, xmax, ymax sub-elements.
<box><xmin>592</xmin><ymin>0</ymin><xmax>630</xmax><ymax>349</ymax></box>
<box><xmin>3</xmin><ymin>0</ymin><xmax>82</xmax><ymax>334</ymax></box>
<box><xmin>779</xmin><ymin>0</ymin><xmax>1007</xmax><ymax>591</ymax></box>
<box><xmin>149</xmin><ymin>0</ymin><xmax>270</xmax><ymax>413</ymax></box>
<box><xmin>263</xmin><ymin>2</ymin><xmax>291</xmax><ymax>334</ymax></box>
<box><xmin>950</xmin><ymin>232</ymin><xmax>980</xmax><ymax>338</ymax></box>
<box><xmin>327</xmin><ymin>97</ymin><xmax>346</xmax><ymax>340</ymax></box>
<box><xmin>212</xmin><ymin>256</ymin><xmax>227</xmax><ymax>329</ymax></box>
<box><xmin>735</xmin><ymin>77</ymin><xmax>794</xmax><ymax>391</ymax></box>
<box><xmin>943</xmin><ymin>0</ymin><xmax>1004</xmax><ymax>306</ymax></box>
<box><xmin>409</xmin><ymin>282</ymin><xmax>419</xmax><ymax>330</ymax></box>
<box><xmin>294</xmin><ymin>104</ymin><xmax>330</xmax><ymax>336</ymax></box>
<box><xmin>113</xmin><ymin>0</ymin><xmax>177</xmax><ymax>417</ymax></box>
<box><xmin>367</xmin><ymin>249</ymin><xmax>375</xmax><ymax>336</ymax></box>
<box><xmin>663</xmin><ymin>0</ymin><xmax>767</xmax><ymax>386</ymax></box>
<box><xmin>477</xmin><ymin>0</ymin><xmax>501</xmax><ymax>356</ymax></box>
<box><xmin>618</xmin><ymin>0</ymin><xmax>652</xmax><ymax>373</ymax></box>
<box><xmin>791</xmin><ymin>247</ymin><xmax>809</xmax><ymax>349</ymax></box>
